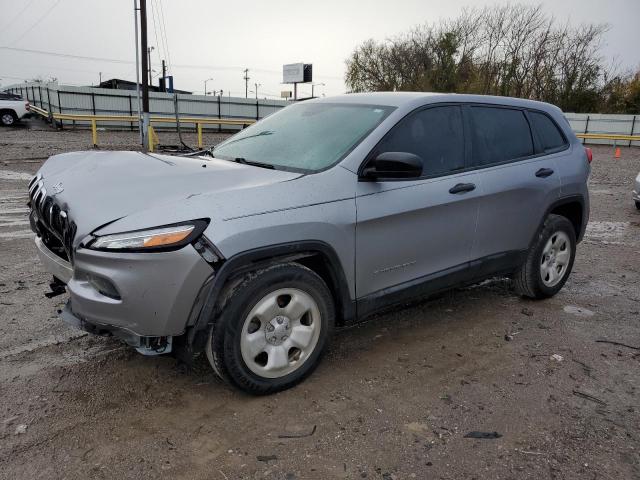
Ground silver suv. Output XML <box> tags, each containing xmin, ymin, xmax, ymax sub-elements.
<box><xmin>29</xmin><ymin>93</ymin><xmax>590</xmax><ymax>394</ymax></box>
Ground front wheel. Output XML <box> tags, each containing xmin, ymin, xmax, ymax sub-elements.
<box><xmin>513</xmin><ymin>214</ymin><xmax>576</xmax><ymax>299</ymax></box>
<box><xmin>206</xmin><ymin>263</ymin><xmax>334</xmax><ymax>394</ymax></box>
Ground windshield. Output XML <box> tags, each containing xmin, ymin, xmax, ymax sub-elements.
<box><xmin>212</xmin><ymin>102</ymin><xmax>395</xmax><ymax>172</ymax></box>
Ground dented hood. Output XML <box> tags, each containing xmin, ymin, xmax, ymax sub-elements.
<box><xmin>36</xmin><ymin>150</ymin><xmax>301</xmax><ymax>244</ymax></box>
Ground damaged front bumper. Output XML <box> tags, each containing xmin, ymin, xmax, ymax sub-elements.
<box><xmin>60</xmin><ymin>301</ymin><xmax>173</xmax><ymax>355</ymax></box>
<box><xmin>35</xmin><ymin>236</ymin><xmax>73</xmax><ymax>283</ymax></box>
<box><xmin>35</xmin><ymin>236</ymin><xmax>215</xmax><ymax>354</ymax></box>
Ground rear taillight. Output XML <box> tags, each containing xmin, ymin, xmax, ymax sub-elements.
<box><xmin>584</xmin><ymin>147</ymin><xmax>592</xmax><ymax>164</ymax></box>
<box><xmin>25</xmin><ymin>102</ymin><xmax>30</xmax><ymax>111</ymax></box>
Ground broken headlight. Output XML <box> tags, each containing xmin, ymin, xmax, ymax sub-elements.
<box><xmin>88</xmin><ymin>220</ymin><xmax>209</xmax><ymax>252</ymax></box>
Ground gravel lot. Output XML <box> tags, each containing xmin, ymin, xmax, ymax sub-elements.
<box><xmin>1</xmin><ymin>119</ymin><xmax>639</xmax><ymax>480</ymax></box>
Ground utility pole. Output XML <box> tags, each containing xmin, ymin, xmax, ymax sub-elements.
<box><xmin>254</xmin><ymin>83</ymin><xmax>261</xmax><ymax>100</ymax></box>
<box><xmin>147</xmin><ymin>46</ymin><xmax>154</xmax><ymax>86</ymax></box>
<box><xmin>161</xmin><ymin>60</ymin><xmax>166</xmax><ymax>92</ymax></box>
<box><xmin>140</xmin><ymin>0</ymin><xmax>150</xmax><ymax>150</ymax></box>
<box><xmin>133</xmin><ymin>0</ymin><xmax>142</xmax><ymax>145</ymax></box>
<box><xmin>99</xmin><ymin>72</ymin><xmax>102</xmax><ymax>85</ymax></box>
<box><xmin>243</xmin><ymin>68</ymin><xmax>250</xmax><ymax>98</ymax></box>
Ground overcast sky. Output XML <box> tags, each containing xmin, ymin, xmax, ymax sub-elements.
<box><xmin>0</xmin><ymin>0</ymin><xmax>638</xmax><ymax>98</ymax></box>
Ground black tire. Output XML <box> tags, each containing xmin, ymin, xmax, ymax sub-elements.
<box><xmin>513</xmin><ymin>214</ymin><xmax>576</xmax><ymax>299</ymax></box>
<box><xmin>635</xmin><ymin>201</ymin><xmax>640</xmax><ymax>211</ymax></box>
<box><xmin>205</xmin><ymin>263</ymin><xmax>334</xmax><ymax>395</ymax></box>
<box><xmin>1</xmin><ymin>110</ymin><xmax>18</xmax><ymax>127</ymax></box>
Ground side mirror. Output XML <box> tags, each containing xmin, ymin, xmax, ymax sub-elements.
<box><xmin>361</xmin><ymin>152</ymin><xmax>424</xmax><ymax>180</ymax></box>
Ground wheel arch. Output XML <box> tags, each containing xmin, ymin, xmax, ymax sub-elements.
<box><xmin>532</xmin><ymin>195</ymin><xmax>586</xmax><ymax>247</ymax></box>
<box><xmin>548</xmin><ymin>197</ymin><xmax>585</xmax><ymax>242</ymax></box>
<box><xmin>187</xmin><ymin>241</ymin><xmax>354</xmax><ymax>353</ymax></box>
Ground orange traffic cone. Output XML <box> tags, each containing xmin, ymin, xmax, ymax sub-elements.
<box><xmin>614</xmin><ymin>147</ymin><xmax>621</xmax><ymax>159</ymax></box>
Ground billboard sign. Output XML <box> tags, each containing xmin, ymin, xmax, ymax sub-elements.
<box><xmin>283</xmin><ymin>63</ymin><xmax>304</xmax><ymax>83</ymax></box>
<box><xmin>283</xmin><ymin>63</ymin><xmax>313</xmax><ymax>84</ymax></box>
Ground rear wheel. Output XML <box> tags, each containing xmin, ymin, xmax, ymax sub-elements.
<box><xmin>206</xmin><ymin>263</ymin><xmax>334</xmax><ymax>394</ymax></box>
<box><xmin>513</xmin><ymin>214</ymin><xmax>576</xmax><ymax>299</ymax></box>
<box><xmin>1</xmin><ymin>111</ymin><xmax>18</xmax><ymax>126</ymax></box>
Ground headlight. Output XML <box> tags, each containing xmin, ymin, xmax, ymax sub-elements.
<box><xmin>88</xmin><ymin>220</ymin><xmax>209</xmax><ymax>252</ymax></box>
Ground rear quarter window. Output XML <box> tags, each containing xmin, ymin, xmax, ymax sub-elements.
<box><xmin>529</xmin><ymin>111</ymin><xmax>568</xmax><ymax>152</ymax></box>
<box><xmin>470</xmin><ymin>107</ymin><xmax>534</xmax><ymax>166</ymax></box>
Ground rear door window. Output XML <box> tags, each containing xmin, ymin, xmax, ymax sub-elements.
<box><xmin>470</xmin><ymin>107</ymin><xmax>533</xmax><ymax>166</ymax></box>
<box><xmin>372</xmin><ymin>105</ymin><xmax>465</xmax><ymax>177</ymax></box>
<box><xmin>529</xmin><ymin>111</ymin><xmax>567</xmax><ymax>153</ymax></box>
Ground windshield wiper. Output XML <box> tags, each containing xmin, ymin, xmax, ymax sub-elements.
<box><xmin>181</xmin><ymin>149</ymin><xmax>214</xmax><ymax>158</ymax></box>
<box><xmin>216</xmin><ymin>130</ymin><xmax>273</xmax><ymax>148</ymax></box>
<box><xmin>233</xmin><ymin>157</ymin><xmax>275</xmax><ymax>169</ymax></box>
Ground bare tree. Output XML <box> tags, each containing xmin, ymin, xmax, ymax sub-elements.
<box><xmin>344</xmin><ymin>3</ymin><xmax>626</xmax><ymax>112</ymax></box>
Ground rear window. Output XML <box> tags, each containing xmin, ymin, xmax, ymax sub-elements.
<box><xmin>529</xmin><ymin>111</ymin><xmax>567</xmax><ymax>152</ymax></box>
<box><xmin>470</xmin><ymin>107</ymin><xmax>534</xmax><ymax>165</ymax></box>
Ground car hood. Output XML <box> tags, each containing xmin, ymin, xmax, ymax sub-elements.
<box><xmin>36</xmin><ymin>151</ymin><xmax>302</xmax><ymax>245</ymax></box>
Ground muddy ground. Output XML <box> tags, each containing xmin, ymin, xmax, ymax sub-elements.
<box><xmin>1</xmin><ymin>119</ymin><xmax>639</xmax><ymax>480</ymax></box>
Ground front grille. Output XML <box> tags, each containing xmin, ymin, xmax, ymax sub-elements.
<box><xmin>28</xmin><ymin>174</ymin><xmax>77</xmax><ymax>262</ymax></box>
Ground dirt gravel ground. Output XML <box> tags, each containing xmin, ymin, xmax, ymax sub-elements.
<box><xmin>1</xmin><ymin>119</ymin><xmax>639</xmax><ymax>480</ymax></box>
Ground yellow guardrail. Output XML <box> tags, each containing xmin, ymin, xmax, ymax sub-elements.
<box><xmin>29</xmin><ymin>105</ymin><xmax>49</xmax><ymax>117</ymax></box>
<box><xmin>30</xmin><ymin>106</ymin><xmax>639</xmax><ymax>150</ymax></box>
<box><xmin>29</xmin><ymin>106</ymin><xmax>256</xmax><ymax>150</ymax></box>
<box><xmin>576</xmin><ymin>133</ymin><xmax>640</xmax><ymax>142</ymax></box>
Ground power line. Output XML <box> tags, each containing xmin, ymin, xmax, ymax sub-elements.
<box><xmin>157</xmin><ymin>0</ymin><xmax>171</xmax><ymax>70</ymax></box>
<box><xmin>4</xmin><ymin>58</ymin><xmax>127</xmax><ymax>76</ymax></box>
<box><xmin>152</xmin><ymin>0</ymin><xmax>170</xmax><ymax>72</ymax></box>
<box><xmin>149</xmin><ymin>0</ymin><xmax>162</xmax><ymax>67</ymax></box>
<box><xmin>0</xmin><ymin>0</ymin><xmax>37</xmax><ymax>34</ymax></box>
<box><xmin>8</xmin><ymin>0</ymin><xmax>61</xmax><ymax>46</ymax></box>
<box><xmin>0</xmin><ymin>46</ymin><xmax>344</xmax><ymax>80</ymax></box>
<box><xmin>0</xmin><ymin>46</ymin><xmax>132</xmax><ymax>64</ymax></box>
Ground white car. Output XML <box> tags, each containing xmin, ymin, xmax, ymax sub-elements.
<box><xmin>0</xmin><ymin>92</ymin><xmax>30</xmax><ymax>126</ymax></box>
<box><xmin>633</xmin><ymin>171</ymin><xmax>640</xmax><ymax>210</ymax></box>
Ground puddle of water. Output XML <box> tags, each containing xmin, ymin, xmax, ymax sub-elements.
<box><xmin>0</xmin><ymin>229</ymin><xmax>33</xmax><ymax>239</ymax></box>
<box><xmin>0</xmin><ymin>171</ymin><xmax>33</xmax><ymax>181</ymax></box>
<box><xmin>0</xmin><ymin>219</ymin><xmax>29</xmax><ymax>227</ymax></box>
<box><xmin>0</xmin><ymin>193</ymin><xmax>29</xmax><ymax>201</ymax></box>
<box><xmin>0</xmin><ymin>192</ymin><xmax>30</xmax><ymax>230</ymax></box>
<box><xmin>0</xmin><ymin>208</ymin><xmax>28</xmax><ymax>214</ymax></box>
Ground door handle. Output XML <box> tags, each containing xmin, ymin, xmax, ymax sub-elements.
<box><xmin>535</xmin><ymin>168</ymin><xmax>554</xmax><ymax>178</ymax></box>
<box><xmin>449</xmin><ymin>183</ymin><xmax>476</xmax><ymax>194</ymax></box>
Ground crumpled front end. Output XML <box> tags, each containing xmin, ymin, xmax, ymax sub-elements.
<box><xmin>28</xmin><ymin>172</ymin><xmax>216</xmax><ymax>354</ymax></box>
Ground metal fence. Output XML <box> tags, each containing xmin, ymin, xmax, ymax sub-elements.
<box><xmin>5</xmin><ymin>82</ymin><xmax>287</xmax><ymax>131</ymax></box>
<box><xmin>4</xmin><ymin>83</ymin><xmax>640</xmax><ymax>145</ymax></box>
<box><xmin>565</xmin><ymin>113</ymin><xmax>639</xmax><ymax>147</ymax></box>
